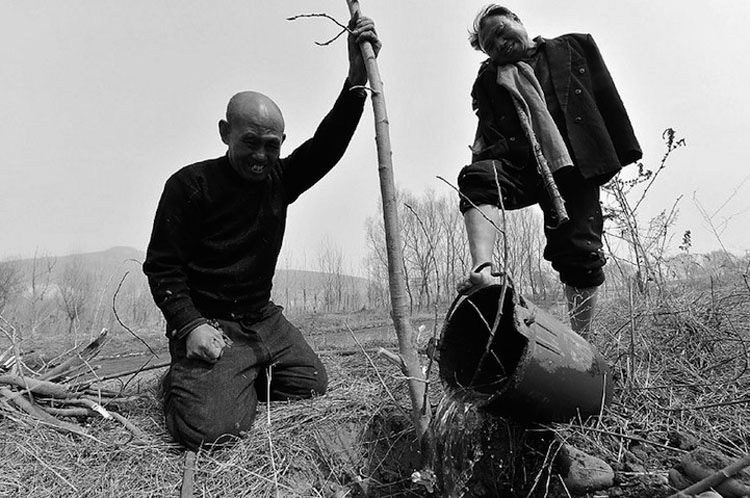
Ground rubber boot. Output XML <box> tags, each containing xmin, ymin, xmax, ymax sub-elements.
<box><xmin>565</xmin><ymin>285</ymin><xmax>598</xmax><ymax>336</ymax></box>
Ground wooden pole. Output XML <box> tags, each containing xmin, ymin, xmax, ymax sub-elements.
<box><xmin>344</xmin><ymin>0</ymin><xmax>430</xmax><ymax>440</ymax></box>
<box><xmin>667</xmin><ymin>453</ymin><xmax>750</xmax><ymax>498</ymax></box>
<box><xmin>180</xmin><ymin>450</ymin><xmax>196</xmax><ymax>498</ymax></box>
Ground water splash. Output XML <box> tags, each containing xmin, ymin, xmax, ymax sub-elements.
<box><xmin>431</xmin><ymin>389</ymin><xmax>496</xmax><ymax>497</ymax></box>
<box><xmin>430</xmin><ymin>387</ymin><xmax>558</xmax><ymax>498</ymax></box>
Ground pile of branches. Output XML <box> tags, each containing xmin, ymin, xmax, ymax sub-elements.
<box><xmin>0</xmin><ymin>323</ymin><xmax>147</xmax><ymax>442</ymax></box>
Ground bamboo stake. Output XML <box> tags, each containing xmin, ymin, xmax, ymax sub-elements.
<box><xmin>344</xmin><ymin>0</ymin><xmax>430</xmax><ymax>440</ymax></box>
<box><xmin>667</xmin><ymin>453</ymin><xmax>750</xmax><ymax>498</ymax></box>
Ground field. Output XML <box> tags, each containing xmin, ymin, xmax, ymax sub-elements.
<box><xmin>2</xmin><ymin>266</ymin><xmax>749</xmax><ymax>498</ymax></box>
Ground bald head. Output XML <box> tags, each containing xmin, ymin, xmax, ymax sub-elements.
<box><xmin>219</xmin><ymin>91</ymin><xmax>287</xmax><ymax>182</ymax></box>
<box><xmin>225</xmin><ymin>91</ymin><xmax>285</xmax><ymax>133</ymax></box>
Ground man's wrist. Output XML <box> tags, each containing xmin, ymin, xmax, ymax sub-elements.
<box><xmin>345</xmin><ymin>77</ymin><xmax>368</xmax><ymax>98</ymax></box>
<box><xmin>171</xmin><ymin>317</ymin><xmax>208</xmax><ymax>341</ymax></box>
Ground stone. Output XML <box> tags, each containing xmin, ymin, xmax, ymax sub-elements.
<box><xmin>667</xmin><ymin>430</ymin><xmax>698</xmax><ymax>451</ymax></box>
<box><xmin>556</xmin><ymin>444</ymin><xmax>615</xmax><ymax>494</ymax></box>
<box><xmin>668</xmin><ymin>468</ymin><xmax>693</xmax><ymax>490</ymax></box>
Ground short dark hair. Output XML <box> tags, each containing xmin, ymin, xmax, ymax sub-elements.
<box><xmin>468</xmin><ymin>4</ymin><xmax>522</xmax><ymax>52</ymax></box>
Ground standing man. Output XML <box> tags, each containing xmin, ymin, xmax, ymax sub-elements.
<box><xmin>457</xmin><ymin>4</ymin><xmax>641</xmax><ymax>334</ymax></box>
<box><xmin>143</xmin><ymin>15</ymin><xmax>381</xmax><ymax>450</ymax></box>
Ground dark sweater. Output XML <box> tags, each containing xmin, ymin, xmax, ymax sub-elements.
<box><xmin>144</xmin><ymin>83</ymin><xmax>366</xmax><ymax>338</ymax></box>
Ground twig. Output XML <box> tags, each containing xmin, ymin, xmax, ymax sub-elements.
<box><xmin>436</xmin><ymin>175</ymin><xmax>505</xmax><ymax>236</ymax></box>
<box><xmin>0</xmin><ymin>374</ymin><xmax>72</xmax><ymax>398</ymax></box>
<box><xmin>632</xmin><ymin>128</ymin><xmax>685</xmax><ymax>213</ymax></box>
<box><xmin>377</xmin><ymin>347</ymin><xmax>402</xmax><ymax>368</ymax></box>
<box><xmin>555</xmin><ymin>424</ymin><xmax>688</xmax><ymax>454</ymax></box>
<box><xmin>112</xmin><ymin>272</ymin><xmax>158</xmax><ymax>356</ymax></box>
<box><xmin>0</xmin><ymin>317</ymin><xmax>23</xmax><ymax>378</ymax></box>
<box><xmin>286</xmin><ymin>13</ymin><xmax>353</xmax><ymax>46</ymax></box>
<box><xmin>110</xmin><ymin>411</ymin><xmax>148</xmax><ymax>440</ymax></box>
<box><xmin>0</xmin><ymin>386</ymin><xmax>97</xmax><ymax>441</ymax></box>
<box><xmin>346</xmin><ymin>323</ymin><xmax>408</xmax><ymax>417</ymax></box>
<box><xmin>469</xmin><ymin>165</ymin><xmax>511</xmax><ymax>387</ymax></box>
<box><xmin>403</xmin><ymin>203</ymin><xmax>443</xmax><ymax>416</ymax></box>
<box><xmin>39</xmin><ymin>328</ymin><xmax>109</xmax><ymax>382</ymax></box>
<box><xmin>663</xmin><ymin>397</ymin><xmax>750</xmax><ymax>412</ymax></box>
<box><xmin>16</xmin><ymin>441</ymin><xmax>79</xmax><ymax>493</ymax></box>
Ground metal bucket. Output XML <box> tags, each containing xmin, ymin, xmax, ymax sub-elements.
<box><xmin>438</xmin><ymin>283</ymin><xmax>612</xmax><ymax>423</ymax></box>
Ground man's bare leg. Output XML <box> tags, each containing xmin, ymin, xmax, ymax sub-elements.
<box><xmin>565</xmin><ymin>285</ymin><xmax>598</xmax><ymax>336</ymax></box>
<box><xmin>457</xmin><ymin>204</ymin><xmax>501</xmax><ymax>294</ymax></box>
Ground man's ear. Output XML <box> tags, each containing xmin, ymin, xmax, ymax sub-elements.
<box><xmin>219</xmin><ymin>119</ymin><xmax>230</xmax><ymax>145</ymax></box>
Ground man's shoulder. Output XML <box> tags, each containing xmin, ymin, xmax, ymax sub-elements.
<box><xmin>473</xmin><ymin>58</ymin><xmax>497</xmax><ymax>86</ymax></box>
<box><xmin>544</xmin><ymin>33</ymin><xmax>595</xmax><ymax>48</ymax></box>
<box><xmin>168</xmin><ymin>156</ymin><xmax>227</xmax><ymax>182</ymax></box>
<box><xmin>178</xmin><ymin>155</ymin><xmax>226</xmax><ymax>175</ymax></box>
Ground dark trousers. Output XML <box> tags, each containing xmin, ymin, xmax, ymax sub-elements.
<box><xmin>538</xmin><ymin>168</ymin><xmax>606</xmax><ymax>288</ymax></box>
<box><xmin>458</xmin><ymin>160</ymin><xmax>606</xmax><ymax>288</ymax></box>
<box><xmin>163</xmin><ymin>310</ymin><xmax>327</xmax><ymax>450</ymax></box>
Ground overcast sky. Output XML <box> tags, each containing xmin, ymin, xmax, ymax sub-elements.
<box><xmin>2</xmin><ymin>1</ymin><xmax>748</xmax><ymax>272</ymax></box>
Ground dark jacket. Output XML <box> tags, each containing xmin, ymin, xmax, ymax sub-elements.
<box><xmin>472</xmin><ymin>33</ymin><xmax>642</xmax><ymax>186</ymax></box>
<box><xmin>143</xmin><ymin>82</ymin><xmax>365</xmax><ymax>339</ymax></box>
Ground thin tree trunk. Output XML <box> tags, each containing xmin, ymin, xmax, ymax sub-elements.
<box><xmin>344</xmin><ymin>0</ymin><xmax>430</xmax><ymax>440</ymax></box>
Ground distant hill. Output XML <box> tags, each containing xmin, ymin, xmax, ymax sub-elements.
<box><xmin>3</xmin><ymin>247</ymin><xmax>371</xmax><ymax>312</ymax></box>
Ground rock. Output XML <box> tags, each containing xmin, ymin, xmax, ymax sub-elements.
<box><xmin>630</xmin><ymin>445</ymin><xmax>650</xmax><ymax>462</ymax></box>
<box><xmin>652</xmin><ymin>473</ymin><xmax>670</xmax><ymax>487</ymax></box>
<box><xmin>623</xmin><ymin>450</ymin><xmax>647</xmax><ymax>473</ymax></box>
<box><xmin>556</xmin><ymin>444</ymin><xmax>615</xmax><ymax>494</ymax></box>
<box><xmin>669</xmin><ymin>468</ymin><xmax>694</xmax><ymax>489</ymax></box>
<box><xmin>667</xmin><ymin>430</ymin><xmax>698</xmax><ymax>451</ymax></box>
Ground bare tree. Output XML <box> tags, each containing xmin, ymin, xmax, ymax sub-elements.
<box><xmin>57</xmin><ymin>258</ymin><xmax>92</xmax><ymax>335</ymax></box>
<box><xmin>26</xmin><ymin>251</ymin><xmax>56</xmax><ymax>335</ymax></box>
<box><xmin>501</xmin><ymin>208</ymin><xmax>552</xmax><ymax>299</ymax></box>
<box><xmin>317</xmin><ymin>237</ymin><xmax>346</xmax><ymax>312</ymax></box>
<box><xmin>0</xmin><ymin>261</ymin><xmax>21</xmax><ymax>313</ymax></box>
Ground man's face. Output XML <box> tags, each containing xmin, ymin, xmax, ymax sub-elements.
<box><xmin>479</xmin><ymin>14</ymin><xmax>532</xmax><ymax>65</ymax></box>
<box><xmin>221</xmin><ymin>118</ymin><xmax>284</xmax><ymax>182</ymax></box>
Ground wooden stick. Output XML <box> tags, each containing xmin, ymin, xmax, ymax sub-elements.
<box><xmin>39</xmin><ymin>328</ymin><xmax>109</xmax><ymax>382</ymax></box>
<box><xmin>0</xmin><ymin>374</ymin><xmax>73</xmax><ymax>398</ymax></box>
<box><xmin>110</xmin><ymin>411</ymin><xmax>148</xmax><ymax>441</ymax></box>
<box><xmin>377</xmin><ymin>347</ymin><xmax>403</xmax><ymax>368</ymax></box>
<box><xmin>511</xmin><ymin>99</ymin><xmax>568</xmax><ymax>228</ymax></box>
<box><xmin>0</xmin><ymin>386</ymin><xmax>93</xmax><ymax>439</ymax></box>
<box><xmin>344</xmin><ymin>0</ymin><xmax>430</xmax><ymax>441</ymax></box>
<box><xmin>556</xmin><ymin>424</ymin><xmax>688</xmax><ymax>454</ymax></box>
<box><xmin>181</xmin><ymin>450</ymin><xmax>197</xmax><ymax>498</ymax></box>
<box><xmin>667</xmin><ymin>453</ymin><xmax>750</xmax><ymax>498</ymax></box>
<box><xmin>72</xmin><ymin>357</ymin><xmax>170</xmax><ymax>389</ymax></box>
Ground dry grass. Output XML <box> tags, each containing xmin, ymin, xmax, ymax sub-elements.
<box><xmin>0</xmin><ymin>343</ymin><xmax>434</xmax><ymax>498</ymax></box>
<box><xmin>550</xmin><ymin>276</ymin><xmax>750</xmax><ymax>497</ymax></box>
<box><xmin>1</xmin><ymin>276</ymin><xmax>748</xmax><ymax>498</ymax></box>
